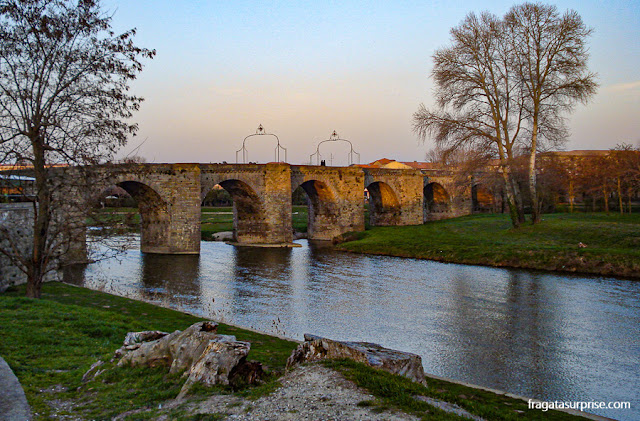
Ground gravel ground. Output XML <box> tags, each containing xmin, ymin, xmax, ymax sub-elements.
<box><xmin>181</xmin><ymin>364</ymin><xmax>420</xmax><ymax>421</ymax></box>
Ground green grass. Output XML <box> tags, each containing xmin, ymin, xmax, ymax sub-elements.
<box><xmin>291</xmin><ymin>205</ymin><xmax>309</xmax><ymax>233</ymax></box>
<box><xmin>0</xmin><ymin>282</ymin><xmax>298</xmax><ymax>420</ymax></box>
<box><xmin>200</xmin><ymin>206</ymin><xmax>234</xmax><ymax>239</ymax></box>
<box><xmin>337</xmin><ymin>212</ymin><xmax>640</xmax><ymax>278</ymax></box>
<box><xmin>324</xmin><ymin>359</ymin><xmax>586</xmax><ymax>420</ymax></box>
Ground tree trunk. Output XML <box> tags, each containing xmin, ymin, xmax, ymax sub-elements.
<box><xmin>513</xmin><ymin>177</ymin><xmax>525</xmax><ymax>224</ymax></box>
<box><xmin>27</xmin><ymin>135</ymin><xmax>50</xmax><ymax>299</ymax></box>
<box><xmin>569</xmin><ymin>179</ymin><xmax>575</xmax><ymax>213</ymax></box>
<box><xmin>506</xmin><ymin>156</ymin><xmax>525</xmax><ymax>225</ymax></box>
<box><xmin>499</xmin><ymin>164</ymin><xmax>521</xmax><ymax>228</ymax></box>
<box><xmin>602</xmin><ymin>186</ymin><xmax>609</xmax><ymax>214</ymax></box>
<box><xmin>617</xmin><ymin>177</ymin><xmax>623</xmax><ymax>214</ymax></box>
<box><xmin>528</xmin><ymin>121</ymin><xmax>540</xmax><ymax>224</ymax></box>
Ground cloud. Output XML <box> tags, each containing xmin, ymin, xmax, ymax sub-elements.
<box><xmin>606</xmin><ymin>80</ymin><xmax>640</xmax><ymax>94</ymax></box>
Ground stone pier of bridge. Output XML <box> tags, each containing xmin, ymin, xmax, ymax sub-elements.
<box><xmin>200</xmin><ymin>163</ymin><xmax>294</xmax><ymax>245</ymax></box>
<box><xmin>291</xmin><ymin>165</ymin><xmax>365</xmax><ymax>241</ymax></box>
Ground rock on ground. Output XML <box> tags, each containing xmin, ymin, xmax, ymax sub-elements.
<box><xmin>287</xmin><ymin>334</ymin><xmax>427</xmax><ymax>386</ymax></box>
<box><xmin>213</xmin><ymin>231</ymin><xmax>234</xmax><ymax>241</ymax></box>
<box><xmin>113</xmin><ymin>321</ymin><xmax>259</xmax><ymax>396</ymax></box>
<box><xmin>0</xmin><ymin>356</ymin><xmax>31</xmax><ymax>421</ymax></box>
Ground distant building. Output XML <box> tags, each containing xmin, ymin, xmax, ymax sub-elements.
<box><xmin>357</xmin><ymin>159</ymin><xmax>444</xmax><ymax>171</ymax></box>
<box><xmin>0</xmin><ymin>174</ymin><xmax>36</xmax><ymax>201</ymax></box>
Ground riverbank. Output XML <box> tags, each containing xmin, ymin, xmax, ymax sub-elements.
<box><xmin>0</xmin><ymin>282</ymin><xmax>590</xmax><ymax>420</ymax></box>
<box><xmin>336</xmin><ymin>213</ymin><xmax>640</xmax><ymax>279</ymax></box>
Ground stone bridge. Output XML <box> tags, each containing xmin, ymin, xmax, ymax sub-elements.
<box><xmin>66</xmin><ymin>162</ymin><xmax>474</xmax><ymax>255</ymax></box>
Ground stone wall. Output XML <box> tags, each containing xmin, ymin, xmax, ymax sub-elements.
<box><xmin>422</xmin><ymin>170</ymin><xmax>473</xmax><ymax>222</ymax></box>
<box><xmin>0</xmin><ymin>203</ymin><xmax>32</xmax><ymax>291</ymax></box>
<box><xmin>200</xmin><ymin>163</ymin><xmax>293</xmax><ymax>244</ymax></box>
<box><xmin>363</xmin><ymin>168</ymin><xmax>424</xmax><ymax>226</ymax></box>
<box><xmin>0</xmin><ymin>203</ymin><xmax>60</xmax><ymax>292</ymax></box>
<box><xmin>85</xmin><ymin>163</ymin><xmax>202</xmax><ymax>254</ymax></box>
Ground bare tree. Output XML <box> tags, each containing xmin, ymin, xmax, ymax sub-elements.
<box><xmin>611</xmin><ymin>144</ymin><xmax>640</xmax><ymax>213</ymax></box>
<box><xmin>119</xmin><ymin>155</ymin><xmax>147</xmax><ymax>164</ymax></box>
<box><xmin>414</xmin><ymin>3</ymin><xmax>597</xmax><ymax>226</ymax></box>
<box><xmin>505</xmin><ymin>3</ymin><xmax>598</xmax><ymax>223</ymax></box>
<box><xmin>413</xmin><ymin>11</ymin><xmax>526</xmax><ymax>227</ymax></box>
<box><xmin>0</xmin><ymin>0</ymin><xmax>154</xmax><ymax>298</ymax></box>
<box><xmin>425</xmin><ymin>144</ymin><xmax>494</xmax><ymax>169</ymax></box>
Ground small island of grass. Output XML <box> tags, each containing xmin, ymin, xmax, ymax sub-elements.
<box><xmin>337</xmin><ymin>213</ymin><xmax>640</xmax><ymax>279</ymax></box>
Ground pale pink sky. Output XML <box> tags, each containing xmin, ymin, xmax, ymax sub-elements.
<box><xmin>105</xmin><ymin>0</ymin><xmax>640</xmax><ymax>165</ymax></box>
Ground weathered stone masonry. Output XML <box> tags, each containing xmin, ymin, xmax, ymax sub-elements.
<box><xmin>0</xmin><ymin>203</ymin><xmax>60</xmax><ymax>291</ymax></box>
<box><xmin>57</xmin><ymin>162</ymin><xmax>473</xmax><ymax>256</ymax></box>
<box><xmin>200</xmin><ymin>163</ymin><xmax>293</xmax><ymax>244</ymax></box>
<box><xmin>87</xmin><ymin>163</ymin><xmax>202</xmax><ymax>254</ymax></box>
<box><xmin>292</xmin><ymin>166</ymin><xmax>365</xmax><ymax>240</ymax></box>
<box><xmin>364</xmin><ymin>168</ymin><xmax>424</xmax><ymax>226</ymax></box>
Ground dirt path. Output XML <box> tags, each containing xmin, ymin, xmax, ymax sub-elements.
<box><xmin>172</xmin><ymin>364</ymin><xmax>420</xmax><ymax>420</ymax></box>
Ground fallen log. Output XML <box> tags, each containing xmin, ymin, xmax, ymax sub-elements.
<box><xmin>286</xmin><ymin>334</ymin><xmax>427</xmax><ymax>386</ymax></box>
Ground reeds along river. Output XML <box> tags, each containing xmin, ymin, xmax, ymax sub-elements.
<box><xmin>73</xmin><ymin>236</ymin><xmax>640</xmax><ymax>420</ymax></box>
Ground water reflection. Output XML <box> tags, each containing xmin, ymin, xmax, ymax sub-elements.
<box><xmin>79</xmin><ymin>238</ymin><xmax>640</xmax><ymax>420</ymax></box>
<box><xmin>140</xmin><ymin>254</ymin><xmax>201</xmax><ymax>298</ymax></box>
<box><xmin>443</xmin><ymin>269</ymin><xmax>572</xmax><ymax>398</ymax></box>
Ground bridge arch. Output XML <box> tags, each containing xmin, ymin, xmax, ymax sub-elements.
<box><xmin>293</xmin><ymin>179</ymin><xmax>340</xmax><ymax>240</ymax></box>
<box><xmin>95</xmin><ymin>179</ymin><xmax>171</xmax><ymax>253</ymax></box>
<box><xmin>472</xmin><ymin>184</ymin><xmax>495</xmax><ymax>213</ymax></box>
<box><xmin>424</xmin><ymin>182</ymin><xmax>450</xmax><ymax>220</ymax></box>
<box><xmin>60</xmin><ymin>162</ymin><xmax>477</xmax><ymax>255</ymax></box>
<box><xmin>366</xmin><ymin>181</ymin><xmax>401</xmax><ymax>226</ymax></box>
<box><xmin>203</xmin><ymin>178</ymin><xmax>268</xmax><ymax>244</ymax></box>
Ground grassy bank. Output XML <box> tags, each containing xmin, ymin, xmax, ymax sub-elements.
<box><xmin>0</xmin><ymin>283</ymin><xmax>587</xmax><ymax>420</ymax></box>
<box><xmin>337</xmin><ymin>212</ymin><xmax>640</xmax><ymax>278</ymax></box>
<box><xmin>0</xmin><ymin>282</ymin><xmax>297</xmax><ymax>420</ymax></box>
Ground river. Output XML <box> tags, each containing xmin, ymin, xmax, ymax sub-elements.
<box><xmin>75</xmin><ymin>236</ymin><xmax>640</xmax><ymax>420</ymax></box>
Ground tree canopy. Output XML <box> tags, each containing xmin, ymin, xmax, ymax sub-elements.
<box><xmin>0</xmin><ymin>0</ymin><xmax>154</xmax><ymax>297</ymax></box>
<box><xmin>0</xmin><ymin>0</ymin><xmax>155</xmax><ymax>165</ymax></box>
